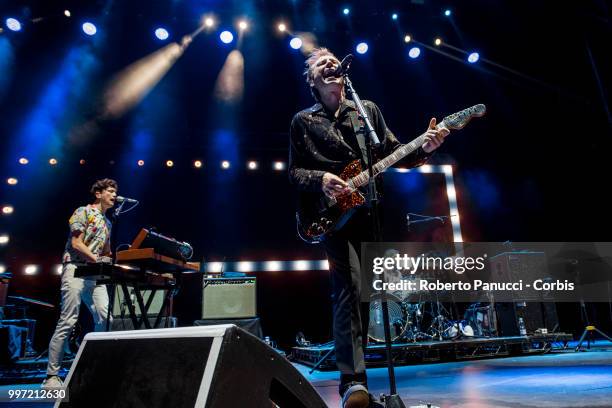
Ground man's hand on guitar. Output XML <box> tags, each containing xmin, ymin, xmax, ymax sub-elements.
<box><xmin>322</xmin><ymin>173</ymin><xmax>351</xmax><ymax>198</ymax></box>
<box><xmin>422</xmin><ymin>117</ymin><xmax>450</xmax><ymax>153</ymax></box>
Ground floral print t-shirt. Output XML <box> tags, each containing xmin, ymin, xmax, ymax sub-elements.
<box><xmin>62</xmin><ymin>205</ymin><xmax>112</xmax><ymax>263</ymax></box>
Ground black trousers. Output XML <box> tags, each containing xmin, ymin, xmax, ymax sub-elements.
<box><xmin>323</xmin><ymin>209</ymin><xmax>374</xmax><ymax>396</ymax></box>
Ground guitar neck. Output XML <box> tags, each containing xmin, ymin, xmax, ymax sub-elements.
<box><xmin>350</xmin><ymin>124</ymin><xmax>443</xmax><ymax>189</ymax></box>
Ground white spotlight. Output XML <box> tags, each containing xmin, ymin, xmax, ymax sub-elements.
<box><xmin>24</xmin><ymin>265</ymin><xmax>39</xmax><ymax>275</ymax></box>
<box><xmin>273</xmin><ymin>161</ymin><xmax>286</xmax><ymax>171</ymax></box>
<box><xmin>0</xmin><ymin>235</ymin><xmax>9</xmax><ymax>245</ymax></box>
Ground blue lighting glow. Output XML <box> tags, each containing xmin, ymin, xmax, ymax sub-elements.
<box><xmin>356</xmin><ymin>42</ymin><xmax>368</xmax><ymax>55</ymax></box>
<box><xmin>82</xmin><ymin>22</ymin><xmax>97</xmax><ymax>36</ymax></box>
<box><xmin>392</xmin><ymin>13</ymin><xmax>398</xmax><ymax>20</ymax></box>
<box><xmin>408</xmin><ymin>47</ymin><xmax>421</xmax><ymax>59</ymax></box>
<box><xmin>289</xmin><ymin>37</ymin><xmax>303</xmax><ymax>50</ymax></box>
<box><xmin>6</xmin><ymin>18</ymin><xmax>22</xmax><ymax>32</ymax></box>
<box><xmin>468</xmin><ymin>52</ymin><xmax>480</xmax><ymax>63</ymax></box>
<box><xmin>444</xmin><ymin>9</ymin><xmax>452</xmax><ymax>17</ymax></box>
<box><xmin>343</xmin><ymin>8</ymin><xmax>350</xmax><ymax>15</ymax></box>
<box><xmin>155</xmin><ymin>28</ymin><xmax>169</xmax><ymax>41</ymax></box>
<box><xmin>219</xmin><ymin>30</ymin><xmax>234</xmax><ymax>44</ymax></box>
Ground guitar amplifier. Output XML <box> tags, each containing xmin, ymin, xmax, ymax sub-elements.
<box><xmin>202</xmin><ymin>277</ymin><xmax>256</xmax><ymax>319</ymax></box>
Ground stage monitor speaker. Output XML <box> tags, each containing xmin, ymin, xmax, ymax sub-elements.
<box><xmin>112</xmin><ymin>288</ymin><xmax>167</xmax><ymax>317</ymax></box>
<box><xmin>202</xmin><ymin>277</ymin><xmax>256</xmax><ymax>319</ymax></box>
<box><xmin>56</xmin><ymin>325</ymin><xmax>326</xmax><ymax>408</ymax></box>
<box><xmin>495</xmin><ymin>302</ymin><xmax>560</xmax><ymax>336</ymax></box>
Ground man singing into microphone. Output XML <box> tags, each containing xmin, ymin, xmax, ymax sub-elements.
<box><xmin>289</xmin><ymin>48</ymin><xmax>449</xmax><ymax>407</ymax></box>
<box><xmin>42</xmin><ymin>178</ymin><xmax>118</xmax><ymax>389</ymax></box>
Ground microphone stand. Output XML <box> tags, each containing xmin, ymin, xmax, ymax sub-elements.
<box><xmin>343</xmin><ymin>74</ymin><xmax>405</xmax><ymax>408</ymax></box>
<box><xmin>105</xmin><ymin>200</ymin><xmax>127</xmax><ymax>331</ymax></box>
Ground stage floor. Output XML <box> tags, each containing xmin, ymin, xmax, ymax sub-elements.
<box><xmin>297</xmin><ymin>341</ymin><xmax>612</xmax><ymax>407</ymax></box>
<box><xmin>1</xmin><ymin>341</ymin><xmax>610</xmax><ymax>407</ymax></box>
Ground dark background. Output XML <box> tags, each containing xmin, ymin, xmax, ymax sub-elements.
<box><xmin>0</xmin><ymin>0</ymin><xmax>610</xmax><ymax>351</ymax></box>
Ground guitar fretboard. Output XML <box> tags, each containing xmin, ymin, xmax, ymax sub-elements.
<box><xmin>350</xmin><ymin>124</ymin><xmax>442</xmax><ymax>189</ymax></box>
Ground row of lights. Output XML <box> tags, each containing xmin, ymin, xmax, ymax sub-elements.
<box><xmin>11</xmin><ymin>157</ymin><xmax>287</xmax><ymax>170</ymax></box>
<box><xmin>0</xmin><ymin>260</ymin><xmax>332</xmax><ymax>275</ymax></box>
<box><xmin>5</xmin><ymin>10</ymin><xmax>477</xmax><ymax>63</ymax></box>
<box><xmin>0</xmin><ymin>263</ymin><xmax>63</xmax><ymax>275</ymax></box>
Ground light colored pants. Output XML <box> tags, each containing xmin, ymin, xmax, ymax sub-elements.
<box><xmin>47</xmin><ymin>263</ymin><xmax>111</xmax><ymax>376</ymax></box>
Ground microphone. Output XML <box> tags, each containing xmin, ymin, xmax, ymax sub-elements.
<box><xmin>333</xmin><ymin>54</ymin><xmax>354</xmax><ymax>77</ymax></box>
<box><xmin>116</xmin><ymin>196</ymin><xmax>138</xmax><ymax>203</ymax></box>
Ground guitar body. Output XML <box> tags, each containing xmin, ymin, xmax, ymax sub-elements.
<box><xmin>296</xmin><ymin>160</ymin><xmax>366</xmax><ymax>243</ymax></box>
<box><xmin>294</xmin><ymin>104</ymin><xmax>487</xmax><ymax>244</ymax></box>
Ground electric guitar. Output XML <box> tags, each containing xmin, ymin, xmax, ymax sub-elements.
<box><xmin>296</xmin><ymin>104</ymin><xmax>486</xmax><ymax>243</ymax></box>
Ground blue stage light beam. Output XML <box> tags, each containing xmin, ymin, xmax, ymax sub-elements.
<box><xmin>8</xmin><ymin>45</ymin><xmax>98</xmax><ymax>166</ymax></box>
<box><xmin>444</xmin><ymin>9</ymin><xmax>452</xmax><ymax>17</ymax></box>
<box><xmin>343</xmin><ymin>8</ymin><xmax>350</xmax><ymax>15</ymax></box>
<box><xmin>0</xmin><ymin>37</ymin><xmax>15</xmax><ymax>101</ymax></box>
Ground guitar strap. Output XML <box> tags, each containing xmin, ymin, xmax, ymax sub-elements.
<box><xmin>348</xmin><ymin>110</ymin><xmax>370</xmax><ymax>166</ymax></box>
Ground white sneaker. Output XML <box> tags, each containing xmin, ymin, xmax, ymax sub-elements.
<box><xmin>42</xmin><ymin>375</ymin><xmax>63</xmax><ymax>389</ymax></box>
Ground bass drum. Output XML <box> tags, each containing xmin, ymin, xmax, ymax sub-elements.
<box><xmin>368</xmin><ymin>293</ymin><xmax>409</xmax><ymax>343</ymax></box>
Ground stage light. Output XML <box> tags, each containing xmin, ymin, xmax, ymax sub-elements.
<box><xmin>165</xmin><ymin>160</ymin><xmax>174</xmax><ymax>167</ymax></box>
<box><xmin>468</xmin><ymin>52</ymin><xmax>480</xmax><ymax>63</ymax></box>
<box><xmin>392</xmin><ymin>13</ymin><xmax>398</xmax><ymax>20</ymax></box>
<box><xmin>289</xmin><ymin>37</ymin><xmax>302</xmax><ymax>50</ymax></box>
<box><xmin>219</xmin><ymin>31</ymin><xmax>234</xmax><ymax>44</ymax></box>
<box><xmin>277</xmin><ymin>23</ymin><xmax>286</xmax><ymax>32</ymax></box>
<box><xmin>408</xmin><ymin>47</ymin><xmax>421</xmax><ymax>59</ymax></box>
<box><xmin>2</xmin><ymin>206</ymin><xmax>13</xmax><ymax>215</ymax></box>
<box><xmin>404</xmin><ymin>35</ymin><xmax>412</xmax><ymax>43</ymax></box>
<box><xmin>238</xmin><ymin>20</ymin><xmax>248</xmax><ymax>31</ymax></box>
<box><xmin>435</xmin><ymin>37</ymin><xmax>442</xmax><ymax>46</ymax></box>
<box><xmin>24</xmin><ymin>265</ymin><xmax>38</xmax><ymax>275</ymax></box>
<box><xmin>79</xmin><ymin>159</ymin><xmax>86</xmax><ymax>165</ymax></box>
<box><xmin>82</xmin><ymin>22</ymin><xmax>97</xmax><ymax>36</ymax></box>
<box><xmin>55</xmin><ymin>265</ymin><xmax>63</xmax><ymax>275</ymax></box>
<box><xmin>155</xmin><ymin>28</ymin><xmax>169</xmax><ymax>41</ymax></box>
<box><xmin>273</xmin><ymin>161</ymin><xmax>286</xmax><ymax>171</ymax></box>
<box><xmin>293</xmin><ymin>260</ymin><xmax>311</xmax><ymax>271</ymax></box>
<box><xmin>203</xmin><ymin>17</ymin><xmax>215</xmax><ymax>28</ymax></box>
<box><xmin>236</xmin><ymin>261</ymin><xmax>254</xmax><ymax>272</ymax></box>
<box><xmin>0</xmin><ymin>235</ymin><xmax>8</xmax><ymax>245</ymax></box>
<box><xmin>343</xmin><ymin>8</ymin><xmax>350</xmax><ymax>15</ymax></box>
<box><xmin>64</xmin><ymin>10</ymin><xmax>71</xmax><ymax>18</ymax></box>
<box><xmin>193</xmin><ymin>160</ymin><xmax>203</xmax><ymax>168</ymax></box>
<box><xmin>137</xmin><ymin>160</ymin><xmax>145</xmax><ymax>166</ymax></box>
<box><xmin>356</xmin><ymin>42</ymin><xmax>368</xmax><ymax>54</ymax></box>
<box><xmin>49</xmin><ymin>158</ymin><xmax>57</xmax><ymax>165</ymax></box>
<box><xmin>0</xmin><ymin>265</ymin><xmax>5</xmax><ymax>273</ymax></box>
<box><xmin>444</xmin><ymin>9</ymin><xmax>452</xmax><ymax>17</ymax></box>
<box><xmin>7</xmin><ymin>178</ymin><xmax>17</xmax><ymax>185</ymax></box>
<box><xmin>207</xmin><ymin>262</ymin><xmax>223</xmax><ymax>273</ymax></box>
<box><xmin>264</xmin><ymin>261</ymin><xmax>283</xmax><ymax>272</ymax></box>
<box><xmin>247</xmin><ymin>161</ymin><xmax>258</xmax><ymax>170</ymax></box>
<box><xmin>5</xmin><ymin>18</ymin><xmax>22</xmax><ymax>32</ymax></box>
<box><xmin>18</xmin><ymin>157</ymin><xmax>28</xmax><ymax>165</ymax></box>
<box><xmin>221</xmin><ymin>160</ymin><xmax>230</xmax><ymax>169</ymax></box>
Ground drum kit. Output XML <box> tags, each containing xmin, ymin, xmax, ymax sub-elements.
<box><xmin>367</xmin><ymin>266</ymin><xmax>490</xmax><ymax>343</ymax></box>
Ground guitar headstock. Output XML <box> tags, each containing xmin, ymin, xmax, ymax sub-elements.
<box><xmin>441</xmin><ymin>104</ymin><xmax>486</xmax><ymax>130</ymax></box>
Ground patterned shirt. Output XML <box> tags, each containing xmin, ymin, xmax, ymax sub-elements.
<box><xmin>62</xmin><ymin>205</ymin><xmax>112</xmax><ymax>263</ymax></box>
<box><xmin>288</xmin><ymin>99</ymin><xmax>431</xmax><ymax>192</ymax></box>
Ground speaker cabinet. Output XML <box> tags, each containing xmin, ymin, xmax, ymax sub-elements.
<box><xmin>202</xmin><ymin>278</ymin><xmax>256</xmax><ymax>319</ymax></box>
<box><xmin>55</xmin><ymin>325</ymin><xmax>326</xmax><ymax>408</ymax></box>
